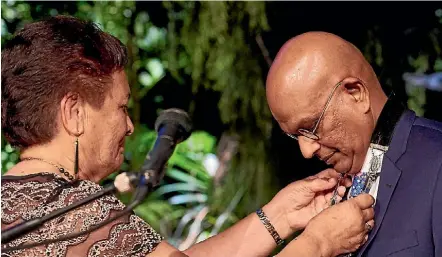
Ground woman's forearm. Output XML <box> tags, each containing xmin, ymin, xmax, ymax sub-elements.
<box><xmin>184</xmin><ymin>203</ymin><xmax>292</xmax><ymax>257</ymax></box>
<box><xmin>275</xmin><ymin>234</ymin><xmax>331</xmax><ymax>257</ymax></box>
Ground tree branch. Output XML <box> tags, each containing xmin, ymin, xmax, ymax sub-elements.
<box><xmin>255</xmin><ymin>34</ymin><xmax>273</xmax><ymax>68</ymax></box>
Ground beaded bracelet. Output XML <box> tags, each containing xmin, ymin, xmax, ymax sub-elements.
<box><xmin>256</xmin><ymin>208</ymin><xmax>285</xmax><ymax>246</ymax></box>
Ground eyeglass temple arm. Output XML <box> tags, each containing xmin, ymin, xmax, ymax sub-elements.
<box><xmin>311</xmin><ymin>82</ymin><xmax>343</xmax><ymax>133</ymax></box>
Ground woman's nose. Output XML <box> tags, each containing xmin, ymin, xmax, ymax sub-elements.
<box><xmin>126</xmin><ymin>116</ymin><xmax>134</xmax><ymax>136</ymax></box>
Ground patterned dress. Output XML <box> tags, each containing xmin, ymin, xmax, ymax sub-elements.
<box><xmin>1</xmin><ymin>172</ymin><xmax>163</xmax><ymax>257</ymax></box>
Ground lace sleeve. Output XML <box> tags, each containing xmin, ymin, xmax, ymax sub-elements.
<box><xmin>84</xmin><ymin>210</ymin><xmax>163</xmax><ymax>257</ymax></box>
<box><xmin>1</xmin><ymin>173</ymin><xmax>163</xmax><ymax>257</ymax></box>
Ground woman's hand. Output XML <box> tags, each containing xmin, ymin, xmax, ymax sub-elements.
<box><xmin>275</xmin><ymin>193</ymin><xmax>375</xmax><ymax>257</ymax></box>
<box><xmin>262</xmin><ymin>169</ymin><xmax>350</xmax><ymax>237</ymax></box>
<box><xmin>300</xmin><ymin>193</ymin><xmax>375</xmax><ymax>257</ymax></box>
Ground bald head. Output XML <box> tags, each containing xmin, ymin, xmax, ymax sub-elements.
<box><xmin>266</xmin><ymin>31</ymin><xmax>384</xmax><ymax>123</ymax></box>
<box><xmin>266</xmin><ymin>32</ymin><xmax>388</xmax><ymax>174</ymax></box>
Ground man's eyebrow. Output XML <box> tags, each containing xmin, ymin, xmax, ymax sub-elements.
<box><xmin>290</xmin><ymin>116</ymin><xmax>316</xmax><ymax>133</ymax></box>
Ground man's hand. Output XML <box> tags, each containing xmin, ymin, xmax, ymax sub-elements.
<box><xmin>301</xmin><ymin>194</ymin><xmax>375</xmax><ymax>257</ymax></box>
<box><xmin>262</xmin><ymin>169</ymin><xmax>350</xmax><ymax>237</ymax></box>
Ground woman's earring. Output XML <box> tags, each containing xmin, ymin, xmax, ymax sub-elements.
<box><xmin>74</xmin><ymin>137</ymin><xmax>79</xmax><ymax>176</ymax></box>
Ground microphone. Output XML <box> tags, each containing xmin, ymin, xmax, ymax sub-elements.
<box><xmin>1</xmin><ymin>108</ymin><xmax>192</xmax><ymax>245</ymax></box>
<box><xmin>115</xmin><ymin>108</ymin><xmax>193</xmax><ymax>195</ymax></box>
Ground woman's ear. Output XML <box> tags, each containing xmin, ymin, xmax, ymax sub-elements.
<box><xmin>60</xmin><ymin>92</ymin><xmax>85</xmax><ymax>136</ymax></box>
<box><xmin>342</xmin><ymin>77</ymin><xmax>371</xmax><ymax>114</ymax></box>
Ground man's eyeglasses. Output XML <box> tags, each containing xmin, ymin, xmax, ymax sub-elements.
<box><xmin>286</xmin><ymin>81</ymin><xmax>343</xmax><ymax>141</ymax></box>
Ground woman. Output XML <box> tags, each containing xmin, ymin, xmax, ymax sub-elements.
<box><xmin>1</xmin><ymin>16</ymin><xmax>374</xmax><ymax>257</ymax></box>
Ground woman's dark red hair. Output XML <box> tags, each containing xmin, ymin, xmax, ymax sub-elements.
<box><xmin>1</xmin><ymin>15</ymin><xmax>128</xmax><ymax>149</ymax></box>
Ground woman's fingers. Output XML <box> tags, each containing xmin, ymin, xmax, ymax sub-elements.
<box><xmin>362</xmin><ymin>208</ymin><xmax>375</xmax><ymax>221</ymax></box>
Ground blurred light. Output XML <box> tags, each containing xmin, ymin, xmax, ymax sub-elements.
<box><xmin>202</xmin><ymin>153</ymin><xmax>220</xmax><ymax>177</ymax></box>
<box><xmin>5</xmin><ymin>9</ymin><xmax>16</xmax><ymax>20</ymax></box>
<box><xmin>1</xmin><ymin>19</ymin><xmax>9</xmax><ymax>36</ymax></box>
<box><xmin>106</xmin><ymin>21</ymin><xmax>115</xmax><ymax>30</ymax></box>
<box><xmin>403</xmin><ymin>72</ymin><xmax>442</xmax><ymax>92</ymax></box>
<box><xmin>123</xmin><ymin>9</ymin><xmax>132</xmax><ymax>18</ymax></box>
<box><xmin>109</xmin><ymin>6</ymin><xmax>117</xmax><ymax>15</ymax></box>
<box><xmin>49</xmin><ymin>9</ymin><xmax>58</xmax><ymax>16</ymax></box>
<box><xmin>1</xmin><ymin>152</ymin><xmax>9</xmax><ymax>161</ymax></box>
<box><xmin>139</xmin><ymin>71</ymin><xmax>153</xmax><ymax>87</ymax></box>
<box><xmin>146</xmin><ymin>59</ymin><xmax>165</xmax><ymax>80</ymax></box>
<box><xmin>9</xmin><ymin>153</ymin><xmax>18</xmax><ymax>162</ymax></box>
<box><xmin>5</xmin><ymin>144</ymin><xmax>14</xmax><ymax>153</ymax></box>
<box><xmin>6</xmin><ymin>162</ymin><xmax>14</xmax><ymax>170</ymax></box>
<box><xmin>154</xmin><ymin>95</ymin><xmax>164</xmax><ymax>103</ymax></box>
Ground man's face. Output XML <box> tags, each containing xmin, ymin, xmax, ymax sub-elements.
<box><xmin>268</xmin><ymin>83</ymin><xmax>373</xmax><ymax>174</ymax></box>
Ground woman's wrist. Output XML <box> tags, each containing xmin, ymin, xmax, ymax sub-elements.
<box><xmin>297</xmin><ymin>232</ymin><xmax>333</xmax><ymax>257</ymax></box>
<box><xmin>261</xmin><ymin>202</ymin><xmax>293</xmax><ymax>240</ymax></box>
<box><xmin>275</xmin><ymin>232</ymin><xmax>331</xmax><ymax>257</ymax></box>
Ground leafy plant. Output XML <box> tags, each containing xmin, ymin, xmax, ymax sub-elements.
<box><xmin>117</xmin><ymin>128</ymin><xmax>243</xmax><ymax>245</ymax></box>
<box><xmin>1</xmin><ymin>138</ymin><xmax>19</xmax><ymax>174</ymax></box>
<box><xmin>163</xmin><ymin>1</ymin><xmax>278</xmax><ymax>218</ymax></box>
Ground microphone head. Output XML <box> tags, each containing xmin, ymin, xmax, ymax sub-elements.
<box><xmin>154</xmin><ymin>108</ymin><xmax>193</xmax><ymax>141</ymax></box>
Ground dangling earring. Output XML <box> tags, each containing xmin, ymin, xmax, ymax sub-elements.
<box><xmin>74</xmin><ymin>137</ymin><xmax>79</xmax><ymax>177</ymax></box>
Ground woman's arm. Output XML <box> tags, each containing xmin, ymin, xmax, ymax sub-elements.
<box><xmin>276</xmin><ymin>234</ymin><xmax>326</xmax><ymax>257</ymax></box>
<box><xmin>148</xmin><ymin>169</ymin><xmax>371</xmax><ymax>257</ymax></box>
<box><xmin>150</xmin><ymin>172</ymin><xmax>344</xmax><ymax>257</ymax></box>
<box><xmin>183</xmin><ymin>202</ymin><xmax>291</xmax><ymax>257</ymax></box>
<box><xmin>148</xmin><ymin>202</ymin><xmax>289</xmax><ymax>257</ymax></box>
<box><xmin>149</xmin><ymin>193</ymin><xmax>374</xmax><ymax>257</ymax></box>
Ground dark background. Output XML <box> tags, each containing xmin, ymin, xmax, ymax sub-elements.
<box><xmin>144</xmin><ymin>2</ymin><xmax>442</xmax><ymax>186</ymax></box>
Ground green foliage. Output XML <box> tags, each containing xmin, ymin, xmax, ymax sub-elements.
<box><xmin>404</xmin><ymin>24</ymin><xmax>442</xmax><ymax>117</ymax></box>
<box><xmin>119</xmin><ymin>129</ymin><xmax>243</xmax><ymax>247</ymax></box>
<box><xmin>163</xmin><ymin>1</ymin><xmax>277</xmax><ymax>217</ymax></box>
<box><xmin>1</xmin><ymin>139</ymin><xmax>19</xmax><ymax>174</ymax></box>
<box><xmin>1</xmin><ymin>0</ymin><xmax>33</xmax><ymax>44</ymax></box>
<box><xmin>164</xmin><ymin>2</ymin><xmax>271</xmax><ymax>133</ymax></box>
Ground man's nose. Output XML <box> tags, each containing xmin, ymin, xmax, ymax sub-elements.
<box><xmin>298</xmin><ymin>137</ymin><xmax>321</xmax><ymax>159</ymax></box>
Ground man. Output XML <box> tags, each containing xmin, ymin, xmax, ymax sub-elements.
<box><xmin>266</xmin><ymin>31</ymin><xmax>442</xmax><ymax>256</ymax></box>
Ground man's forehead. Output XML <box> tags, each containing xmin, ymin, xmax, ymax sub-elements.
<box><xmin>268</xmin><ymin>83</ymin><xmax>318</xmax><ymax>116</ymax></box>
<box><xmin>278</xmin><ymin>112</ymin><xmax>317</xmax><ymax>134</ymax></box>
<box><xmin>269</xmin><ymin>85</ymin><xmax>323</xmax><ymax>133</ymax></box>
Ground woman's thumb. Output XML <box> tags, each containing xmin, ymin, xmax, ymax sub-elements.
<box><xmin>307</xmin><ymin>177</ymin><xmax>337</xmax><ymax>192</ymax></box>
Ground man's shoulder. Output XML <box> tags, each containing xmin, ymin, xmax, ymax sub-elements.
<box><xmin>409</xmin><ymin>115</ymin><xmax>442</xmax><ymax>149</ymax></box>
<box><xmin>399</xmin><ymin>114</ymin><xmax>442</xmax><ymax>167</ymax></box>
<box><xmin>413</xmin><ymin>115</ymin><xmax>442</xmax><ymax>135</ymax></box>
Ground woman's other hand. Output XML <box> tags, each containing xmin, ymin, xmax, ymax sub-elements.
<box><xmin>301</xmin><ymin>193</ymin><xmax>375</xmax><ymax>257</ymax></box>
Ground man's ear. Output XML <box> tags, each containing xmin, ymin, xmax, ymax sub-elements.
<box><xmin>60</xmin><ymin>92</ymin><xmax>85</xmax><ymax>136</ymax></box>
<box><xmin>342</xmin><ymin>77</ymin><xmax>371</xmax><ymax>114</ymax></box>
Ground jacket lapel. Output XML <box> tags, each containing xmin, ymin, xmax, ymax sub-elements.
<box><xmin>356</xmin><ymin>110</ymin><xmax>415</xmax><ymax>256</ymax></box>
<box><xmin>357</xmin><ymin>156</ymin><xmax>402</xmax><ymax>256</ymax></box>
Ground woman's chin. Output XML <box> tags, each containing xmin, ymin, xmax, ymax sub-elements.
<box><xmin>118</xmin><ymin>146</ymin><xmax>125</xmax><ymax>156</ymax></box>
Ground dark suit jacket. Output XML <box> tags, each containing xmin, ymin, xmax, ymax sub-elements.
<box><xmin>358</xmin><ymin>110</ymin><xmax>442</xmax><ymax>256</ymax></box>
